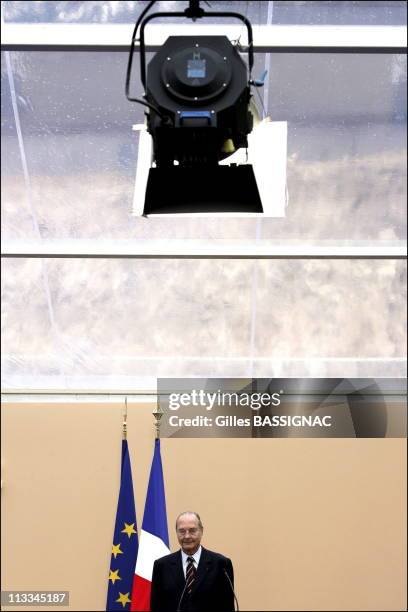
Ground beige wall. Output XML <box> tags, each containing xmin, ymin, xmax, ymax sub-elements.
<box><xmin>1</xmin><ymin>402</ymin><xmax>406</xmax><ymax>611</ymax></box>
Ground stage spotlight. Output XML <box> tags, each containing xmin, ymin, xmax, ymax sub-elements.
<box><xmin>126</xmin><ymin>1</ymin><xmax>264</xmax><ymax>215</ymax></box>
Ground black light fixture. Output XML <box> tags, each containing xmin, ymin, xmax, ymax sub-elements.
<box><xmin>126</xmin><ymin>0</ymin><xmax>264</xmax><ymax>215</ymax></box>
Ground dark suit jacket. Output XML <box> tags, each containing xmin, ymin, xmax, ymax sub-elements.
<box><xmin>150</xmin><ymin>547</ymin><xmax>234</xmax><ymax>612</ymax></box>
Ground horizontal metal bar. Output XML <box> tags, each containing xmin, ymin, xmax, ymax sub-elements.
<box><xmin>2</xmin><ymin>389</ymin><xmax>406</xmax><ymax>402</ymax></box>
<box><xmin>0</xmin><ymin>393</ymin><xmax>158</xmax><ymax>403</ymax></box>
<box><xmin>2</xmin><ymin>384</ymin><xmax>405</xmax><ymax>400</ymax></box>
<box><xmin>2</xmin><ymin>357</ymin><xmax>406</xmax><ymax>362</ymax></box>
<box><xmin>3</xmin><ymin>362</ymin><xmax>406</xmax><ymax>398</ymax></box>
<box><xmin>1</xmin><ymin>240</ymin><xmax>406</xmax><ymax>260</ymax></box>
<box><xmin>3</xmin><ymin>254</ymin><xmax>406</xmax><ymax>260</ymax></box>
<box><xmin>4</xmin><ymin>392</ymin><xmax>406</xmax><ymax>395</ymax></box>
<box><xmin>2</xmin><ymin>391</ymin><xmax>405</xmax><ymax>397</ymax></box>
<box><xmin>1</xmin><ymin>23</ymin><xmax>406</xmax><ymax>52</ymax></box>
<box><xmin>2</xmin><ymin>44</ymin><xmax>404</xmax><ymax>54</ymax></box>
<box><xmin>1</xmin><ymin>391</ymin><xmax>158</xmax><ymax>395</ymax></box>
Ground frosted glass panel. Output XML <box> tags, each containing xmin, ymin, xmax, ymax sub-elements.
<box><xmin>1</xmin><ymin>53</ymin><xmax>38</xmax><ymax>239</ymax></box>
<box><xmin>1</xmin><ymin>258</ymin><xmax>406</xmax><ymax>389</ymax></box>
<box><xmin>2</xmin><ymin>50</ymin><xmax>406</xmax><ymax>242</ymax></box>
<box><xmin>3</xmin><ymin>1</ymin><xmax>406</xmax><ymax>25</ymax></box>
<box><xmin>262</xmin><ymin>53</ymin><xmax>407</xmax><ymax>242</ymax></box>
<box><xmin>1</xmin><ymin>2</ymin><xmax>268</xmax><ymax>24</ymax></box>
<box><xmin>1</xmin><ymin>259</ymin><xmax>66</xmax><ymax>387</ymax></box>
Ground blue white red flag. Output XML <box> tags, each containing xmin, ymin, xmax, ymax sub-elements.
<box><xmin>130</xmin><ymin>439</ymin><xmax>170</xmax><ymax>611</ymax></box>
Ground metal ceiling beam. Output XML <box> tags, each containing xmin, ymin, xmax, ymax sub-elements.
<box><xmin>1</xmin><ymin>23</ymin><xmax>406</xmax><ymax>52</ymax></box>
<box><xmin>2</xmin><ymin>240</ymin><xmax>406</xmax><ymax>260</ymax></box>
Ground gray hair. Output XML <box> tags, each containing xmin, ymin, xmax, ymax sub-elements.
<box><xmin>175</xmin><ymin>511</ymin><xmax>204</xmax><ymax>531</ymax></box>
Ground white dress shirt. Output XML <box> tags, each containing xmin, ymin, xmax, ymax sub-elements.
<box><xmin>181</xmin><ymin>546</ymin><xmax>202</xmax><ymax>578</ymax></box>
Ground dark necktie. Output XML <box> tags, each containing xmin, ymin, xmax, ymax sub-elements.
<box><xmin>186</xmin><ymin>556</ymin><xmax>196</xmax><ymax>594</ymax></box>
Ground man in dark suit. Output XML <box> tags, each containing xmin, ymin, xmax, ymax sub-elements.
<box><xmin>150</xmin><ymin>511</ymin><xmax>235</xmax><ymax>612</ymax></box>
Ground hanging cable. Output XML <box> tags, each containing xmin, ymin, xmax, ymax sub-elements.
<box><xmin>125</xmin><ymin>0</ymin><xmax>171</xmax><ymax>123</ymax></box>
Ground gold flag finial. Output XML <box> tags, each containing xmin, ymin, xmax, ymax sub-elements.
<box><xmin>123</xmin><ymin>397</ymin><xmax>128</xmax><ymax>440</ymax></box>
<box><xmin>152</xmin><ymin>403</ymin><xmax>164</xmax><ymax>439</ymax></box>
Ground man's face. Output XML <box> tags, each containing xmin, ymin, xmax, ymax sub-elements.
<box><xmin>176</xmin><ymin>514</ymin><xmax>203</xmax><ymax>555</ymax></box>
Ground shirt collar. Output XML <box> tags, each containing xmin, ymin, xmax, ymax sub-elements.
<box><xmin>181</xmin><ymin>546</ymin><xmax>202</xmax><ymax>565</ymax></box>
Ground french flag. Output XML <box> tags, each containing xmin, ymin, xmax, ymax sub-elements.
<box><xmin>130</xmin><ymin>439</ymin><xmax>170</xmax><ymax>611</ymax></box>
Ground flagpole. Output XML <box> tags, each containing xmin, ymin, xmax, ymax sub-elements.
<box><xmin>123</xmin><ymin>396</ymin><xmax>128</xmax><ymax>440</ymax></box>
<box><xmin>131</xmin><ymin>402</ymin><xmax>169</xmax><ymax>611</ymax></box>
<box><xmin>152</xmin><ymin>404</ymin><xmax>164</xmax><ymax>439</ymax></box>
<box><xmin>106</xmin><ymin>396</ymin><xmax>138</xmax><ymax>612</ymax></box>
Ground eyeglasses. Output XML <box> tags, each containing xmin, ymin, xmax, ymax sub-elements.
<box><xmin>177</xmin><ymin>528</ymin><xmax>199</xmax><ymax>536</ymax></box>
